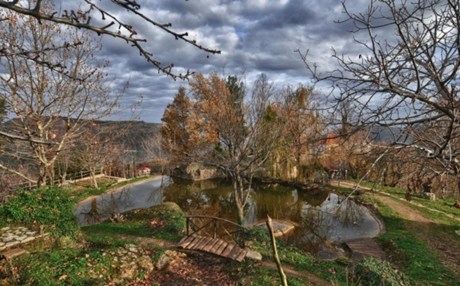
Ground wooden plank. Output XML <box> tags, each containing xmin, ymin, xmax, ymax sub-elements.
<box><xmin>180</xmin><ymin>236</ymin><xmax>198</xmax><ymax>249</ymax></box>
<box><xmin>221</xmin><ymin>243</ymin><xmax>235</xmax><ymax>257</ymax></box>
<box><xmin>178</xmin><ymin>236</ymin><xmax>194</xmax><ymax>248</ymax></box>
<box><xmin>215</xmin><ymin>241</ymin><xmax>229</xmax><ymax>255</ymax></box>
<box><xmin>228</xmin><ymin>245</ymin><xmax>243</xmax><ymax>260</ymax></box>
<box><xmin>202</xmin><ymin>238</ymin><xmax>217</xmax><ymax>252</ymax></box>
<box><xmin>235</xmin><ymin>249</ymin><xmax>248</xmax><ymax>262</ymax></box>
<box><xmin>203</xmin><ymin>238</ymin><xmax>220</xmax><ymax>252</ymax></box>
<box><xmin>177</xmin><ymin>234</ymin><xmax>252</xmax><ymax>262</ymax></box>
<box><xmin>194</xmin><ymin>236</ymin><xmax>212</xmax><ymax>251</ymax></box>
<box><xmin>209</xmin><ymin>239</ymin><xmax>225</xmax><ymax>254</ymax></box>
<box><xmin>185</xmin><ymin>236</ymin><xmax>203</xmax><ymax>250</ymax></box>
<box><xmin>0</xmin><ymin>248</ymin><xmax>28</xmax><ymax>260</ymax></box>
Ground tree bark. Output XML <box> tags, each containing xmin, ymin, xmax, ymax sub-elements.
<box><xmin>266</xmin><ymin>215</ymin><xmax>288</xmax><ymax>286</ymax></box>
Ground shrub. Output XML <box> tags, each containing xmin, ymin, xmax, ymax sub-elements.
<box><xmin>0</xmin><ymin>187</ymin><xmax>79</xmax><ymax>237</ymax></box>
<box><xmin>355</xmin><ymin>257</ymin><xmax>412</xmax><ymax>286</ymax></box>
<box><xmin>245</xmin><ymin>226</ymin><xmax>271</xmax><ymax>243</ymax></box>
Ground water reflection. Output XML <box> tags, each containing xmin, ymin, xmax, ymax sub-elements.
<box><xmin>161</xmin><ymin>179</ymin><xmax>382</xmax><ymax>254</ymax></box>
<box><xmin>75</xmin><ymin>176</ymin><xmax>172</xmax><ymax>226</ymax></box>
<box><xmin>75</xmin><ymin>177</ymin><xmax>382</xmax><ymax>255</ymax></box>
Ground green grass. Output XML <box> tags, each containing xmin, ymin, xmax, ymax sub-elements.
<box><xmin>5</xmin><ymin>248</ymin><xmax>113</xmax><ymax>286</ymax></box>
<box><xmin>359</xmin><ymin>181</ymin><xmax>459</xmax><ymax>217</ymax></box>
<box><xmin>234</xmin><ymin>263</ymin><xmax>308</xmax><ymax>286</ymax></box>
<box><xmin>374</xmin><ymin>201</ymin><xmax>458</xmax><ymax>285</ymax></box>
<box><xmin>249</xmin><ymin>233</ymin><xmax>350</xmax><ymax>285</ymax></box>
<box><xmin>0</xmin><ymin>187</ymin><xmax>79</xmax><ymax>236</ymax></box>
<box><xmin>68</xmin><ymin>175</ymin><xmax>153</xmax><ymax>202</ymax></box>
<box><xmin>82</xmin><ymin>202</ymin><xmax>186</xmax><ymax>243</ymax></box>
<box><xmin>332</xmin><ymin>181</ymin><xmax>460</xmax><ymax>285</ymax></box>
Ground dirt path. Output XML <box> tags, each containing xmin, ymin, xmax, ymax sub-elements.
<box><xmin>331</xmin><ymin>180</ymin><xmax>460</xmax><ymax>277</ymax></box>
<box><xmin>373</xmin><ymin>193</ymin><xmax>460</xmax><ymax>276</ymax></box>
<box><xmin>332</xmin><ymin>180</ymin><xmax>460</xmax><ymax>222</ymax></box>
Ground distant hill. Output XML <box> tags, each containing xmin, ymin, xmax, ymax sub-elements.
<box><xmin>368</xmin><ymin>125</ymin><xmax>411</xmax><ymax>144</ymax></box>
<box><xmin>1</xmin><ymin>117</ymin><xmax>162</xmax><ymax>164</ymax></box>
<box><xmin>90</xmin><ymin>120</ymin><xmax>161</xmax><ymax>160</ymax></box>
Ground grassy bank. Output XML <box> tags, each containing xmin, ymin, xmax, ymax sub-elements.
<box><xmin>3</xmin><ymin>177</ymin><xmax>458</xmax><ymax>285</ymax></box>
<box><xmin>332</xmin><ymin>182</ymin><xmax>460</xmax><ymax>285</ymax></box>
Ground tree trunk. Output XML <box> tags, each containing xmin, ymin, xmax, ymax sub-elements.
<box><xmin>91</xmin><ymin>167</ymin><xmax>99</xmax><ymax>189</ymax></box>
<box><xmin>232</xmin><ymin>171</ymin><xmax>246</xmax><ymax>225</ymax></box>
<box><xmin>37</xmin><ymin>163</ymin><xmax>47</xmax><ymax>188</ymax></box>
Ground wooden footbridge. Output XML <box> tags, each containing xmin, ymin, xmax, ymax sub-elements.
<box><xmin>177</xmin><ymin>215</ymin><xmax>257</xmax><ymax>262</ymax></box>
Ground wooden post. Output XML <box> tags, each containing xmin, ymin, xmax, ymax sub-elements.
<box><xmin>186</xmin><ymin>217</ymin><xmax>190</xmax><ymax>236</ymax></box>
<box><xmin>266</xmin><ymin>215</ymin><xmax>288</xmax><ymax>286</ymax></box>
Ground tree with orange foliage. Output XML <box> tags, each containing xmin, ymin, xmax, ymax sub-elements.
<box><xmin>188</xmin><ymin>73</ymin><xmax>283</xmax><ymax>224</ymax></box>
<box><xmin>160</xmin><ymin>86</ymin><xmax>202</xmax><ymax>166</ymax></box>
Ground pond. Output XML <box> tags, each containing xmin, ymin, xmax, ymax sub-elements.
<box><xmin>76</xmin><ymin>176</ymin><xmax>382</xmax><ymax>257</ymax></box>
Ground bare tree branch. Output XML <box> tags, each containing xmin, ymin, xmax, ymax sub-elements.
<box><xmin>0</xmin><ymin>0</ymin><xmax>221</xmax><ymax>79</ymax></box>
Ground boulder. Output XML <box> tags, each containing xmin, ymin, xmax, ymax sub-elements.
<box><xmin>422</xmin><ymin>192</ymin><xmax>436</xmax><ymax>200</ymax></box>
<box><xmin>172</xmin><ymin>163</ymin><xmax>222</xmax><ymax>181</ymax></box>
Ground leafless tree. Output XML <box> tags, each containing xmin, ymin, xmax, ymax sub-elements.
<box><xmin>71</xmin><ymin>122</ymin><xmax>125</xmax><ymax>188</ymax></box>
<box><xmin>141</xmin><ymin>133</ymin><xmax>169</xmax><ymax>176</ymax></box>
<box><xmin>0</xmin><ymin>4</ymin><xmax>117</xmax><ymax>187</ymax></box>
<box><xmin>301</xmin><ymin>0</ymin><xmax>460</xmax><ymax>195</ymax></box>
<box><xmin>0</xmin><ymin>0</ymin><xmax>220</xmax><ymax>80</ymax></box>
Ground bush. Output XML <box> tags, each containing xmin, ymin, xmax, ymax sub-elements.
<box><xmin>355</xmin><ymin>257</ymin><xmax>412</xmax><ymax>286</ymax></box>
<box><xmin>240</xmin><ymin>225</ymin><xmax>271</xmax><ymax>244</ymax></box>
<box><xmin>0</xmin><ymin>187</ymin><xmax>79</xmax><ymax>237</ymax></box>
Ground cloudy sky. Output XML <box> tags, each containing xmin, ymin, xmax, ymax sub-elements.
<box><xmin>94</xmin><ymin>0</ymin><xmax>368</xmax><ymax>122</ymax></box>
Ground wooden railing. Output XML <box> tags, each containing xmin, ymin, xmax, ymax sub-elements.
<box><xmin>184</xmin><ymin>215</ymin><xmax>249</xmax><ymax>247</ymax></box>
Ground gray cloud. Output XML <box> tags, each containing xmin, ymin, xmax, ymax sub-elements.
<box><xmin>96</xmin><ymin>0</ymin><xmax>373</xmax><ymax>122</ymax></box>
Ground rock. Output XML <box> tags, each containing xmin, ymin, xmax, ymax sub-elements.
<box><xmin>155</xmin><ymin>250</ymin><xmax>186</xmax><ymax>270</ymax></box>
<box><xmin>108</xmin><ymin>244</ymin><xmax>155</xmax><ymax>282</ymax></box>
<box><xmin>455</xmin><ymin>230</ymin><xmax>460</xmax><ymax>236</ymax></box>
<box><xmin>422</xmin><ymin>192</ymin><xmax>436</xmax><ymax>200</ymax></box>
<box><xmin>257</xmin><ymin>219</ymin><xmax>297</xmax><ymax>237</ymax></box>
<box><xmin>4</xmin><ymin>241</ymin><xmax>19</xmax><ymax>248</ymax></box>
<box><xmin>138</xmin><ymin>255</ymin><xmax>154</xmax><ymax>273</ymax></box>
<box><xmin>15</xmin><ymin>236</ymin><xmax>27</xmax><ymax>242</ymax></box>
<box><xmin>245</xmin><ymin>250</ymin><xmax>262</xmax><ymax>261</ymax></box>
<box><xmin>119</xmin><ymin>262</ymin><xmax>138</xmax><ymax>280</ymax></box>
<box><xmin>0</xmin><ymin>227</ymin><xmax>11</xmax><ymax>232</ymax></box>
<box><xmin>21</xmin><ymin>237</ymin><xmax>35</xmax><ymax>243</ymax></box>
<box><xmin>126</xmin><ymin>244</ymin><xmax>139</xmax><ymax>254</ymax></box>
<box><xmin>156</xmin><ymin>253</ymin><xmax>172</xmax><ymax>270</ymax></box>
<box><xmin>2</xmin><ymin>235</ymin><xmax>15</xmax><ymax>242</ymax></box>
